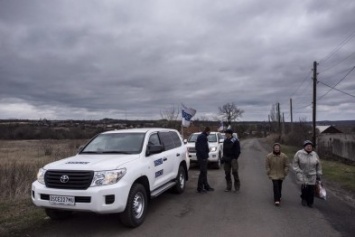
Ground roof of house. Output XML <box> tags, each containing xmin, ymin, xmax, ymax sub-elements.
<box><xmin>316</xmin><ymin>125</ymin><xmax>343</xmax><ymax>134</ymax></box>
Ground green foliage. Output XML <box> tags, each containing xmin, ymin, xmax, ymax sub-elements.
<box><xmin>0</xmin><ymin>199</ymin><xmax>46</xmax><ymax>237</ymax></box>
<box><xmin>322</xmin><ymin>160</ymin><xmax>355</xmax><ymax>192</ymax></box>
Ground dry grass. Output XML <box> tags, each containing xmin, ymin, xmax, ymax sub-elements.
<box><xmin>0</xmin><ymin>139</ymin><xmax>88</xmax><ymax>236</ymax></box>
<box><xmin>0</xmin><ymin>139</ymin><xmax>88</xmax><ymax>200</ymax></box>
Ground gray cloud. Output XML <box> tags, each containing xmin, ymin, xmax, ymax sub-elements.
<box><xmin>1</xmin><ymin>0</ymin><xmax>355</xmax><ymax>121</ymax></box>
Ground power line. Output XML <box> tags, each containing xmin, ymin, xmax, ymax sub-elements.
<box><xmin>320</xmin><ymin>51</ymin><xmax>355</xmax><ymax>73</ymax></box>
<box><xmin>318</xmin><ymin>80</ymin><xmax>355</xmax><ymax>98</ymax></box>
<box><xmin>294</xmin><ymin>101</ymin><xmax>313</xmax><ymax>110</ymax></box>
<box><xmin>290</xmin><ymin>70</ymin><xmax>312</xmax><ymax>97</ymax></box>
<box><xmin>319</xmin><ymin>29</ymin><xmax>355</xmax><ymax>65</ymax></box>
<box><xmin>317</xmin><ymin>66</ymin><xmax>355</xmax><ymax>100</ymax></box>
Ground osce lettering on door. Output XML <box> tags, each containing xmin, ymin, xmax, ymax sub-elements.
<box><xmin>155</xmin><ymin>169</ymin><xmax>164</xmax><ymax>178</ymax></box>
<box><xmin>154</xmin><ymin>158</ymin><xmax>163</xmax><ymax>167</ymax></box>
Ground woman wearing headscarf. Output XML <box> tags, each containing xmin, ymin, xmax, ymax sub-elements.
<box><xmin>266</xmin><ymin>143</ymin><xmax>289</xmax><ymax>206</ymax></box>
<box><xmin>292</xmin><ymin>140</ymin><xmax>322</xmax><ymax>208</ymax></box>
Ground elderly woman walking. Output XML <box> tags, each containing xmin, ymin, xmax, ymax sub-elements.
<box><xmin>266</xmin><ymin>143</ymin><xmax>289</xmax><ymax>206</ymax></box>
<box><xmin>292</xmin><ymin>140</ymin><xmax>322</xmax><ymax>208</ymax></box>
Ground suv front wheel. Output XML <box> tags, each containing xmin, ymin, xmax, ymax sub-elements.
<box><xmin>120</xmin><ymin>183</ymin><xmax>147</xmax><ymax>228</ymax></box>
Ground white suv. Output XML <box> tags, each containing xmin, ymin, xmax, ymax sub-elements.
<box><xmin>185</xmin><ymin>132</ymin><xmax>224</xmax><ymax>169</ymax></box>
<box><xmin>32</xmin><ymin>128</ymin><xmax>189</xmax><ymax>228</ymax></box>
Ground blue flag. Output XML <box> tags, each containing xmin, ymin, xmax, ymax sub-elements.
<box><xmin>181</xmin><ymin>104</ymin><xmax>196</xmax><ymax>127</ymax></box>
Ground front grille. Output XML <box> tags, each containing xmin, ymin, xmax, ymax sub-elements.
<box><xmin>40</xmin><ymin>194</ymin><xmax>91</xmax><ymax>203</ymax></box>
<box><xmin>187</xmin><ymin>147</ymin><xmax>196</xmax><ymax>153</ymax></box>
<box><xmin>45</xmin><ymin>170</ymin><xmax>94</xmax><ymax>190</ymax></box>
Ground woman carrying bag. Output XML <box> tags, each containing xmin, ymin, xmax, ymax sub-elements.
<box><xmin>292</xmin><ymin>140</ymin><xmax>322</xmax><ymax>208</ymax></box>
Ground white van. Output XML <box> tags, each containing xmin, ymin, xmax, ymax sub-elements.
<box><xmin>185</xmin><ymin>132</ymin><xmax>224</xmax><ymax>169</ymax></box>
<box><xmin>32</xmin><ymin>128</ymin><xmax>189</xmax><ymax>227</ymax></box>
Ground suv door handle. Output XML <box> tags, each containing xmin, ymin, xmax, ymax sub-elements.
<box><xmin>163</xmin><ymin>158</ymin><xmax>167</xmax><ymax>161</ymax></box>
<box><xmin>176</xmin><ymin>153</ymin><xmax>180</xmax><ymax>157</ymax></box>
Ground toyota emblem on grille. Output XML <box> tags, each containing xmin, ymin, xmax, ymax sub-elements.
<box><xmin>60</xmin><ymin>175</ymin><xmax>70</xmax><ymax>183</ymax></box>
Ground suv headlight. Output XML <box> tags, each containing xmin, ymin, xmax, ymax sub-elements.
<box><xmin>91</xmin><ymin>168</ymin><xmax>127</xmax><ymax>186</ymax></box>
<box><xmin>210</xmin><ymin>146</ymin><xmax>217</xmax><ymax>152</ymax></box>
<box><xmin>37</xmin><ymin>168</ymin><xmax>46</xmax><ymax>185</ymax></box>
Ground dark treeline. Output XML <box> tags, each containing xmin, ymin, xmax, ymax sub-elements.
<box><xmin>0</xmin><ymin>124</ymin><xmax>104</xmax><ymax>140</ymax></box>
<box><xmin>0</xmin><ymin>119</ymin><xmax>353</xmax><ymax>141</ymax></box>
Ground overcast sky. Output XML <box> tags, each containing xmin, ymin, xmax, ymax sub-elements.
<box><xmin>1</xmin><ymin>0</ymin><xmax>355</xmax><ymax>122</ymax></box>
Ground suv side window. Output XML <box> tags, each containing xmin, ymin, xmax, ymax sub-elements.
<box><xmin>159</xmin><ymin>131</ymin><xmax>175</xmax><ymax>150</ymax></box>
<box><xmin>148</xmin><ymin>133</ymin><xmax>161</xmax><ymax>146</ymax></box>
<box><xmin>170</xmin><ymin>131</ymin><xmax>182</xmax><ymax>147</ymax></box>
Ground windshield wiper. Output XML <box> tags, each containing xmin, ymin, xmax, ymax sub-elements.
<box><xmin>101</xmin><ymin>151</ymin><xmax>133</xmax><ymax>154</ymax></box>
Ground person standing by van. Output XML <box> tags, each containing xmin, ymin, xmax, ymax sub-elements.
<box><xmin>292</xmin><ymin>140</ymin><xmax>322</xmax><ymax>208</ymax></box>
<box><xmin>265</xmin><ymin>143</ymin><xmax>289</xmax><ymax>206</ymax></box>
<box><xmin>195</xmin><ymin>127</ymin><xmax>214</xmax><ymax>193</ymax></box>
<box><xmin>223</xmin><ymin>129</ymin><xmax>241</xmax><ymax>192</ymax></box>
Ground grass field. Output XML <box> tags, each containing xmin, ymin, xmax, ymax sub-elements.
<box><xmin>0</xmin><ymin>139</ymin><xmax>88</xmax><ymax>236</ymax></box>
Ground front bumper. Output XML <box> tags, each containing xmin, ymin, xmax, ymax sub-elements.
<box><xmin>31</xmin><ymin>180</ymin><xmax>131</xmax><ymax>214</ymax></box>
<box><xmin>188</xmin><ymin>151</ymin><xmax>219</xmax><ymax>162</ymax></box>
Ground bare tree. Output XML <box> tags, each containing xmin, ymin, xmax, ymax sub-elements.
<box><xmin>218</xmin><ymin>102</ymin><xmax>244</xmax><ymax>125</ymax></box>
<box><xmin>159</xmin><ymin>106</ymin><xmax>180</xmax><ymax>128</ymax></box>
<box><xmin>269</xmin><ymin>103</ymin><xmax>279</xmax><ymax>132</ymax></box>
<box><xmin>160</xmin><ymin>106</ymin><xmax>180</xmax><ymax>121</ymax></box>
<box><xmin>283</xmin><ymin>117</ymin><xmax>311</xmax><ymax>146</ymax></box>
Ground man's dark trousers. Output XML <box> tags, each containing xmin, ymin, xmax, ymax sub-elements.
<box><xmin>224</xmin><ymin>159</ymin><xmax>240</xmax><ymax>191</ymax></box>
<box><xmin>197</xmin><ymin>158</ymin><xmax>210</xmax><ymax>191</ymax></box>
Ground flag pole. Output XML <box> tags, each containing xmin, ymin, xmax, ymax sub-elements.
<box><xmin>181</xmin><ymin>124</ymin><xmax>184</xmax><ymax>139</ymax></box>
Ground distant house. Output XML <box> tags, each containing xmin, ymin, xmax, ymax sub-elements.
<box><xmin>316</xmin><ymin>125</ymin><xmax>343</xmax><ymax>134</ymax></box>
<box><xmin>316</xmin><ymin>125</ymin><xmax>355</xmax><ymax>163</ymax></box>
<box><xmin>316</xmin><ymin>125</ymin><xmax>342</xmax><ymax>155</ymax></box>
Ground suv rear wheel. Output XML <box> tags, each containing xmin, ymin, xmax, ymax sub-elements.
<box><xmin>172</xmin><ymin>165</ymin><xmax>186</xmax><ymax>194</ymax></box>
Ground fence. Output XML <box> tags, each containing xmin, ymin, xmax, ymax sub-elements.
<box><xmin>317</xmin><ymin>133</ymin><xmax>355</xmax><ymax>162</ymax></box>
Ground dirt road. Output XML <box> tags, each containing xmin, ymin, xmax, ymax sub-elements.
<box><xmin>28</xmin><ymin>138</ymin><xmax>355</xmax><ymax>237</ymax></box>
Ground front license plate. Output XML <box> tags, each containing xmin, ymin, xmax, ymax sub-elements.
<box><xmin>49</xmin><ymin>195</ymin><xmax>75</xmax><ymax>206</ymax></box>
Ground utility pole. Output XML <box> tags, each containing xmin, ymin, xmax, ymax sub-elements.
<box><xmin>290</xmin><ymin>98</ymin><xmax>293</xmax><ymax>132</ymax></box>
<box><xmin>290</xmin><ymin>98</ymin><xmax>293</xmax><ymax>123</ymax></box>
<box><xmin>282</xmin><ymin>112</ymin><xmax>285</xmax><ymax>135</ymax></box>
<box><xmin>312</xmin><ymin>61</ymin><xmax>318</xmax><ymax>147</ymax></box>
<box><xmin>277</xmin><ymin>103</ymin><xmax>281</xmax><ymax>140</ymax></box>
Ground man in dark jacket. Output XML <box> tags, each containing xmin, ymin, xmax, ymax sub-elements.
<box><xmin>223</xmin><ymin>129</ymin><xmax>241</xmax><ymax>192</ymax></box>
<box><xmin>195</xmin><ymin>127</ymin><xmax>214</xmax><ymax>193</ymax></box>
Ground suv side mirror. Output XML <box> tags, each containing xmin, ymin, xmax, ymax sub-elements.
<box><xmin>146</xmin><ymin>144</ymin><xmax>164</xmax><ymax>156</ymax></box>
<box><xmin>183</xmin><ymin>139</ymin><xmax>187</xmax><ymax>144</ymax></box>
<box><xmin>219</xmin><ymin>139</ymin><xmax>224</xmax><ymax>143</ymax></box>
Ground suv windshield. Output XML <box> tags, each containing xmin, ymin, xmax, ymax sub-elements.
<box><xmin>187</xmin><ymin>133</ymin><xmax>217</xmax><ymax>143</ymax></box>
<box><xmin>81</xmin><ymin>133</ymin><xmax>145</xmax><ymax>154</ymax></box>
